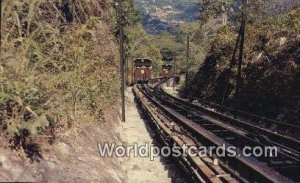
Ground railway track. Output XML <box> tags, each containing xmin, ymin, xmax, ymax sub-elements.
<box><xmin>156</xmin><ymin>81</ymin><xmax>300</xmax><ymax>154</ymax></box>
<box><xmin>134</xmin><ymin>85</ymin><xmax>242</xmax><ymax>183</ymax></box>
<box><xmin>190</xmin><ymin>97</ymin><xmax>300</xmax><ymax>140</ymax></box>
<box><xmin>133</xmin><ymin>79</ymin><xmax>300</xmax><ymax>182</ymax></box>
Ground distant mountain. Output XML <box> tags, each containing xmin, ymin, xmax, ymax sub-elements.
<box><xmin>134</xmin><ymin>0</ymin><xmax>199</xmax><ymax>34</ymax></box>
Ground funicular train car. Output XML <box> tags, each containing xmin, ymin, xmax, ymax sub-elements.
<box><xmin>133</xmin><ymin>58</ymin><xmax>152</xmax><ymax>83</ymax></box>
<box><xmin>162</xmin><ymin>64</ymin><xmax>173</xmax><ymax>78</ymax></box>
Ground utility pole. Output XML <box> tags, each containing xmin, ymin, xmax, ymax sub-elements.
<box><xmin>236</xmin><ymin>0</ymin><xmax>247</xmax><ymax>105</ymax></box>
<box><xmin>117</xmin><ymin>0</ymin><xmax>126</xmax><ymax>122</ymax></box>
<box><xmin>125</xmin><ymin>52</ymin><xmax>129</xmax><ymax>85</ymax></box>
<box><xmin>0</xmin><ymin>0</ymin><xmax>2</xmax><ymax>54</ymax></box>
<box><xmin>173</xmin><ymin>57</ymin><xmax>176</xmax><ymax>93</ymax></box>
<box><xmin>185</xmin><ymin>34</ymin><xmax>190</xmax><ymax>90</ymax></box>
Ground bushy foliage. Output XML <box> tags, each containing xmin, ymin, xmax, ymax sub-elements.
<box><xmin>187</xmin><ymin>6</ymin><xmax>300</xmax><ymax>124</ymax></box>
<box><xmin>0</xmin><ymin>0</ymin><xmax>119</xmax><ymax>160</ymax></box>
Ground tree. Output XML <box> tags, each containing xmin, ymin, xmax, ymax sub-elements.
<box><xmin>199</xmin><ymin>0</ymin><xmax>235</xmax><ymax>25</ymax></box>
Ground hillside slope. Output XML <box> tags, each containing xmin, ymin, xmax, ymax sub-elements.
<box><xmin>0</xmin><ymin>0</ymin><xmax>123</xmax><ymax>181</ymax></box>
<box><xmin>185</xmin><ymin>7</ymin><xmax>300</xmax><ymax>124</ymax></box>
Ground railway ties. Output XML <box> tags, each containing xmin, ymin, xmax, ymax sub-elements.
<box><xmin>193</xmin><ymin>97</ymin><xmax>300</xmax><ymax>143</ymax></box>
<box><xmin>140</xmin><ymin>81</ymin><xmax>300</xmax><ymax>182</ymax></box>
<box><xmin>134</xmin><ymin>85</ymin><xmax>240</xmax><ymax>183</ymax></box>
<box><xmin>157</xmin><ymin>83</ymin><xmax>300</xmax><ymax>154</ymax></box>
<box><xmin>162</xmin><ymin>96</ymin><xmax>299</xmax><ymax>179</ymax></box>
<box><xmin>189</xmin><ymin>96</ymin><xmax>300</xmax><ymax>141</ymax></box>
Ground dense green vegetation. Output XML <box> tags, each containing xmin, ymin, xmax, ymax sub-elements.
<box><xmin>0</xmin><ymin>0</ymin><xmax>119</xmax><ymax>160</ymax></box>
<box><xmin>185</xmin><ymin>2</ymin><xmax>300</xmax><ymax>124</ymax></box>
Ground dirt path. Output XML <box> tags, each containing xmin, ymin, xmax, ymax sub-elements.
<box><xmin>120</xmin><ymin>87</ymin><xmax>173</xmax><ymax>183</ymax></box>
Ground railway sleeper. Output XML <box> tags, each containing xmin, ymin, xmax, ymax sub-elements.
<box><xmin>138</xmin><ymin>84</ymin><xmax>298</xmax><ymax>182</ymax></box>
<box><xmin>159</xmin><ymin>84</ymin><xmax>300</xmax><ymax>153</ymax></box>
<box><xmin>135</xmin><ymin>85</ymin><xmax>240</xmax><ymax>183</ymax></box>
<box><xmin>157</xmin><ymin>88</ymin><xmax>300</xmax><ymax>163</ymax></box>
<box><xmin>146</xmin><ymin>89</ymin><xmax>294</xmax><ymax>181</ymax></box>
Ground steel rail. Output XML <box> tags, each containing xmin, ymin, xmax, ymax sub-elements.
<box><xmin>137</xmin><ymin>84</ymin><xmax>294</xmax><ymax>183</ymax></box>
<box><xmin>133</xmin><ymin>85</ymin><xmax>241</xmax><ymax>183</ymax></box>
<box><xmin>157</xmin><ymin>82</ymin><xmax>300</xmax><ymax>154</ymax></box>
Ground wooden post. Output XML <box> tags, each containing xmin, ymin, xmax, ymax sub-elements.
<box><xmin>117</xmin><ymin>0</ymin><xmax>125</xmax><ymax>122</ymax></box>
<box><xmin>185</xmin><ymin>34</ymin><xmax>190</xmax><ymax>90</ymax></box>
<box><xmin>173</xmin><ymin>57</ymin><xmax>176</xmax><ymax>93</ymax></box>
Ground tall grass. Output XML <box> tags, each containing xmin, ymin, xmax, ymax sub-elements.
<box><xmin>0</xmin><ymin>0</ymin><xmax>119</xmax><ymax>160</ymax></box>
